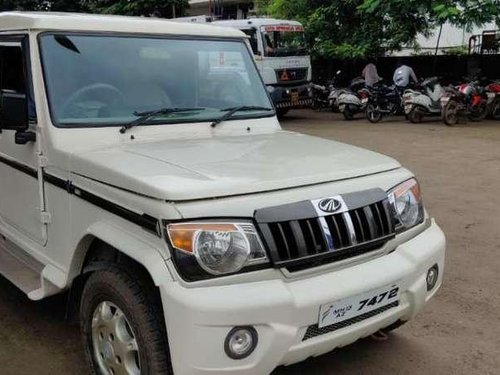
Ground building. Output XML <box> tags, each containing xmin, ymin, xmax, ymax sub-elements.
<box><xmin>187</xmin><ymin>0</ymin><xmax>257</xmax><ymax>20</ymax></box>
<box><xmin>392</xmin><ymin>22</ymin><xmax>498</xmax><ymax>56</ymax></box>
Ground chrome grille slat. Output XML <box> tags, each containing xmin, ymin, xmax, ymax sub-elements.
<box><xmin>256</xmin><ymin>195</ymin><xmax>395</xmax><ymax>271</ymax></box>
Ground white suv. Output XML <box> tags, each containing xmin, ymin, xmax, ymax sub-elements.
<box><xmin>0</xmin><ymin>12</ymin><xmax>445</xmax><ymax>375</ymax></box>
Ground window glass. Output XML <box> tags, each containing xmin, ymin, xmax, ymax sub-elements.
<box><xmin>40</xmin><ymin>35</ymin><xmax>272</xmax><ymax>127</ymax></box>
<box><xmin>0</xmin><ymin>44</ymin><xmax>25</xmax><ymax>93</ymax></box>
<box><xmin>261</xmin><ymin>25</ymin><xmax>307</xmax><ymax>57</ymax></box>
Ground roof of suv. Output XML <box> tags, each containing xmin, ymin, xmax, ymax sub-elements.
<box><xmin>0</xmin><ymin>11</ymin><xmax>245</xmax><ymax>38</ymax></box>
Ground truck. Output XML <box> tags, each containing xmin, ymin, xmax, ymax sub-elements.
<box><xmin>209</xmin><ymin>18</ymin><xmax>313</xmax><ymax>116</ymax></box>
<box><xmin>0</xmin><ymin>12</ymin><xmax>445</xmax><ymax>375</ymax></box>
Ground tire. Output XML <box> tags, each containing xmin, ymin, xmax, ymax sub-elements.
<box><xmin>342</xmin><ymin>107</ymin><xmax>354</xmax><ymax>120</ymax></box>
<box><xmin>492</xmin><ymin>99</ymin><xmax>500</xmax><ymax>120</ymax></box>
<box><xmin>442</xmin><ymin>100</ymin><xmax>459</xmax><ymax>126</ymax></box>
<box><xmin>470</xmin><ymin>102</ymin><xmax>487</xmax><ymax>122</ymax></box>
<box><xmin>366</xmin><ymin>104</ymin><xmax>382</xmax><ymax>123</ymax></box>
<box><xmin>80</xmin><ymin>268</ymin><xmax>172</xmax><ymax>375</ymax></box>
<box><xmin>408</xmin><ymin>107</ymin><xmax>424</xmax><ymax>123</ymax></box>
<box><xmin>276</xmin><ymin>108</ymin><xmax>289</xmax><ymax>118</ymax></box>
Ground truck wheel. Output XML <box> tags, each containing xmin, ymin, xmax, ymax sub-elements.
<box><xmin>80</xmin><ymin>268</ymin><xmax>172</xmax><ymax>375</ymax></box>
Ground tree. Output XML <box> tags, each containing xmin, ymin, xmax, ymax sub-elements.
<box><xmin>264</xmin><ymin>0</ymin><xmax>500</xmax><ymax>59</ymax></box>
<box><xmin>0</xmin><ymin>0</ymin><xmax>88</xmax><ymax>12</ymax></box>
<box><xmin>85</xmin><ymin>0</ymin><xmax>189</xmax><ymax>18</ymax></box>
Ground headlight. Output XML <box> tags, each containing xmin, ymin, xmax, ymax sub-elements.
<box><xmin>166</xmin><ymin>222</ymin><xmax>268</xmax><ymax>280</ymax></box>
<box><xmin>388</xmin><ymin>178</ymin><xmax>424</xmax><ymax>231</ymax></box>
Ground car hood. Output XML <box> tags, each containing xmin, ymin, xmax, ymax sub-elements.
<box><xmin>70</xmin><ymin>131</ymin><xmax>401</xmax><ymax>201</ymax></box>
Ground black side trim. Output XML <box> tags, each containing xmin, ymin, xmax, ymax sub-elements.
<box><xmin>73</xmin><ymin>185</ymin><xmax>159</xmax><ymax>234</ymax></box>
<box><xmin>0</xmin><ymin>154</ymin><xmax>37</xmax><ymax>178</ymax></box>
<box><xmin>0</xmin><ymin>154</ymin><xmax>159</xmax><ymax>235</ymax></box>
<box><xmin>46</xmin><ymin>174</ymin><xmax>160</xmax><ymax>235</ymax></box>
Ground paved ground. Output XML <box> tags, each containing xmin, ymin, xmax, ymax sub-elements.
<box><xmin>1</xmin><ymin>110</ymin><xmax>500</xmax><ymax>374</ymax></box>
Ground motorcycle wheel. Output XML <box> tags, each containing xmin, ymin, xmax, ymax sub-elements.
<box><xmin>492</xmin><ymin>99</ymin><xmax>500</xmax><ymax>120</ymax></box>
<box><xmin>366</xmin><ymin>104</ymin><xmax>382</xmax><ymax>123</ymax></box>
<box><xmin>342</xmin><ymin>107</ymin><xmax>354</xmax><ymax>120</ymax></box>
<box><xmin>470</xmin><ymin>102</ymin><xmax>487</xmax><ymax>122</ymax></box>
<box><xmin>408</xmin><ymin>107</ymin><xmax>424</xmax><ymax>124</ymax></box>
<box><xmin>442</xmin><ymin>100</ymin><xmax>459</xmax><ymax>126</ymax></box>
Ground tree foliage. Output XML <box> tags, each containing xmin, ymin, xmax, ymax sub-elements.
<box><xmin>265</xmin><ymin>0</ymin><xmax>500</xmax><ymax>59</ymax></box>
<box><xmin>84</xmin><ymin>0</ymin><xmax>189</xmax><ymax>18</ymax></box>
<box><xmin>0</xmin><ymin>0</ymin><xmax>189</xmax><ymax>18</ymax></box>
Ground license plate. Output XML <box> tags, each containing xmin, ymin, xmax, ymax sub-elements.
<box><xmin>338</xmin><ymin>104</ymin><xmax>346</xmax><ymax>111</ymax></box>
<box><xmin>291</xmin><ymin>91</ymin><xmax>299</xmax><ymax>105</ymax></box>
<box><xmin>441</xmin><ymin>97</ymin><xmax>450</xmax><ymax>104</ymax></box>
<box><xmin>318</xmin><ymin>283</ymin><xmax>400</xmax><ymax>328</ymax></box>
<box><xmin>404</xmin><ymin>105</ymin><xmax>413</xmax><ymax>114</ymax></box>
<box><xmin>361</xmin><ymin>98</ymin><xmax>369</xmax><ymax>104</ymax></box>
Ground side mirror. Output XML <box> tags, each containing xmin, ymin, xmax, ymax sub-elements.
<box><xmin>0</xmin><ymin>90</ymin><xmax>28</xmax><ymax>131</ymax></box>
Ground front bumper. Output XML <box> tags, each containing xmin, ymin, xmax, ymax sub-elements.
<box><xmin>161</xmin><ymin>220</ymin><xmax>445</xmax><ymax>375</ymax></box>
<box><xmin>268</xmin><ymin>83</ymin><xmax>313</xmax><ymax>109</ymax></box>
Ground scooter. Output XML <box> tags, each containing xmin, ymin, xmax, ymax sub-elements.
<box><xmin>402</xmin><ymin>77</ymin><xmax>445</xmax><ymax>123</ymax></box>
<box><xmin>338</xmin><ymin>86</ymin><xmax>372</xmax><ymax>120</ymax></box>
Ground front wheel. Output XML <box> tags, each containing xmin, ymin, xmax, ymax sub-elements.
<box><xmin>366</xmin><ymin>104</ymin><xmax>382</xmax><ymax>123</ymax></box>
<box><xmin>80</xmin><ymin>268</ymin><xmax>172</xmax><ymax>375</ymax></box>
<box><xmin>491</xmin><ymin>98</ymin><xmax>500</xmax><ymax>120</ymax></box>
<box><xmin>408</xmin><ymin>107</ymin><xmax>424</xmax><ymax>123</ymax></box>
<box><xmin>342</xmin><ymin>106</ymin><xmax>355</xmax><ymax>120</ymax></box>
<box><xmin>442</xmin><ymin>100</ymin><xmax>459</xmax><ymax>126</ymax></box>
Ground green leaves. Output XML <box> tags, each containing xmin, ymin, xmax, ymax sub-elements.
<box><xmin>266</xmin><ymin>0</ymin><xmax>500</xmax><ymax>59</ymax></box>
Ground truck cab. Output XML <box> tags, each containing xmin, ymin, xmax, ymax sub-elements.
<box><xmin>211</xmin><ymin>18</ymin><xmax>313</xmax><ymax>115</ymax></box>
<box><xmin>0</xmin><ymin>12</ymin><xmax>444</xmax><ymax>375</ymax></box>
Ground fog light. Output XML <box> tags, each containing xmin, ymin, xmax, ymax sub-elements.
<box><xmin>224</xmin><ymin>326</ymin><xmax>258</xmax><ymax>360</ymax></box>
<box><xmin>426</xmin><ymin>264</ymin><xmax>439</xmax><ymax>291</ymax></box>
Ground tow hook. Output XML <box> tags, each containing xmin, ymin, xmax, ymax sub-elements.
<box><xmin>371</xmin><ymin>330</ymin><xmax>389</xmax><ymax>341</ymax></box>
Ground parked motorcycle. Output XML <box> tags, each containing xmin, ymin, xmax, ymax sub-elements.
<box><xmin>365</xmin><ymin>84</ymin><xmax>404</xmax><ymax>123</ymax></box>
<box><xmin>402</xmin><ymin>77</ymin><xmax>445</xmax><ymax>123</ymax></box>
<box><xmin>311</xmin><ymin>83</ymin><xmax>333</xmax><ymax>111</ymax></box>
<box><xmin>486</xmin><ymin>81</ymin><xmax>500</xmax><ymax>120</ymax></box>
<box><xmin>441</xmin><ymin>81</ymin><xmax>488</xmax><ymax>126</ymax></box>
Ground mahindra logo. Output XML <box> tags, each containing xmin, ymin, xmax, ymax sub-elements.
<box><xmin>318</xmin><ymin>198</ymin><xmax>342</xmax><ymax>213</ymax></box>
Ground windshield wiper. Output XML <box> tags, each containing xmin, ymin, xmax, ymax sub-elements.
<box><xmin>210</xmin><ymin>106</ymin><xmax>273</xmax><ymax>128</ymax></box>
<box><xmin>120</xmin><ymin>107</ymin><xmax>205</xmax><ymax>134</ymax></box>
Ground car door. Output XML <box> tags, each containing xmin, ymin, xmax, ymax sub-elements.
<box><xmin>0</xmin><ymin>36</ymin><xmax>45</xmax><ymax>246</ymax></box>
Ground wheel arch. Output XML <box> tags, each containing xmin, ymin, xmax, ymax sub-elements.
<box><xmin>66</xmin><ymin>222</ymin><xmax>173</xmax><ymax>323</ymax></box>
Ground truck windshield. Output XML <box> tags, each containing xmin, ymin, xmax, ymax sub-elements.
<box><xmin>261</xmin><ymin>25</ymin><xmax>307</xmax><ymax>57</ymax></box>
<box><xmin>39</xmin><ymin>34</ymin><xmax>273</xmax><ymax>127</ymax></box>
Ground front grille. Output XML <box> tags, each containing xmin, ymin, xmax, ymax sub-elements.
<box><xmin>276</xmin><ymin>68</ymin><xmax>308</xmax><ymax>83</ymax></box>
<box><xmin>255</xmin><ymin>189</ymin><xmax>395</xmax><ymax>271</ymax></box>
<box><xmin>302</xmin><ymin>301</ymin><xmax>399</xmax><ymax>341</ymax></box>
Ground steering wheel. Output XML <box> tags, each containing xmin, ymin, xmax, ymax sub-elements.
<box><xmin>60</xmin><ymin>83</ymin><xmax>125</xmax><ymax>118</ymax></box>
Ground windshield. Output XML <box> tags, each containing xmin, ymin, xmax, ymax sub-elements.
<box><xmin>261</xmin><ymin>25</ymin><xmax>307</xmax><ymax>57</ymax></box>
<box><xmin>39</xmin><ymin>34</ymin><xmax>273</xmax><ymax>127</ymax></box>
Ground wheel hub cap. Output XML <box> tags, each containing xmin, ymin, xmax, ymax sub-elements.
<box><xmin>92</xmin><ymin>301</ymin><xmax>141</xmax><ymax>375</ymax></box>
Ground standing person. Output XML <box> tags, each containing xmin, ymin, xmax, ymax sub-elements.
<box><xmin>393</xmin><ymin>61</ymin><xmax>418</xmax><ymax>89</ymax></box>
<box><xmin>362</xmin><ymin>60</ymin><xmax>382</xmax><ymax>87</ymax></box>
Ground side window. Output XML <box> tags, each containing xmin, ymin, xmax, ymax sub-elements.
<box><xmin>0</xmin><ymin>44</ymin><xmax>26</xmax><ymax>93</ymax></box>
<box><xmin>0</xmin><ymin>41</ymin><xmax>35</xmax><ymax>120</ymax></box>
<box><xmin>242</xmin><ymin>29</ymin><xmax>259</xmax><ymax>55</ymax></box>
